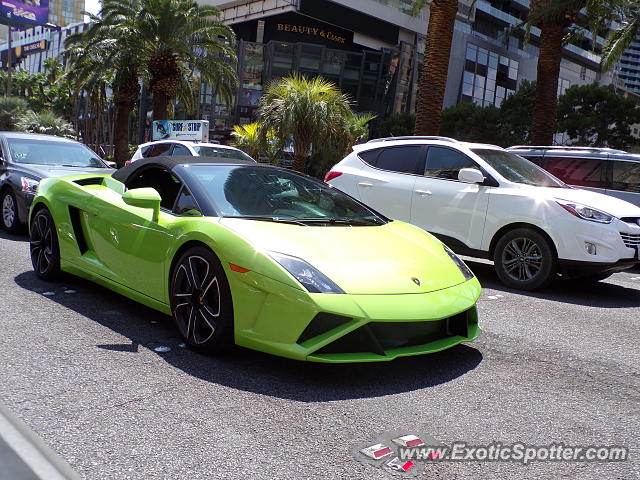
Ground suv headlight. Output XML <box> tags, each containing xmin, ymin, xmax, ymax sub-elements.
<box><xmin>556</xmin><ymin>199</ymin><xmax>613</xmax><ymax>224</ymax></box>
<box><xmin>443</xmin><ymin>244</ymin><xmax>474</xmax><ymax>281</ymax></box>
<box><xmin>269</xmin><ymin>252</ymin><xmax>344</xmax><ymax>294</ymax></box>
<box><xmin>21</xmin><ymin>177</ymin><xmax>39</xmax><ymax>193</ymax></box>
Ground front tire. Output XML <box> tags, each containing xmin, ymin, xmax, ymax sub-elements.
<box><xmin>1</xmin><ymin>189</ymin><xmax>20</xmax><ymax>233</ymax></box>
<box><xmin>30</xmin><ymin>207</ymin><xmax>61</xmax><ymax>280</ymax></box>
<box><xmin>170</xmin><ymin>246</ymin><xmax>234</xmax><ymax>353</ymax></box>
<box><xmin>493</xmin><ymin>228</ymin><xmax>557</xmax><ymax>291</ymax></box>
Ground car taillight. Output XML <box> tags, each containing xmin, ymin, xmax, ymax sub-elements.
<box><xmin>324</xmin><ymin>171</ymin><xmax>342</xmax><ymax>182</ymax></box>
<box><xmin>124</xmin><ymin>160</ymin><xmax>132</xmax><ymax>166</ymax></box>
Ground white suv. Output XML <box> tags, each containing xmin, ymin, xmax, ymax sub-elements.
<box><xmin>326</xmin><ymin>136</ymin><xmax>640</xmax><ymax>290</ymax></box>
<box><xmin>128</xmin><ymin>140</ymin><xmax>255</xmax><ymax>165</ymax></box>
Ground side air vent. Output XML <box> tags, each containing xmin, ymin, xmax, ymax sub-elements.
<box><xmin>68</xmin><ymin>206</ymin><xmax>88</xmax><ymax>254</ymax></box>
<box><xmin>73</xmin><ymin>177</ymin><xmax>105</xmax><ymax>186</ymax></box>
<box><xmin>297</xmin><ymin>313</ymin><xmax>353</xmax><ymax>344</ymax></box>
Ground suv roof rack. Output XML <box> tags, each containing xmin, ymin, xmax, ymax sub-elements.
<box><xmin>508</xmin><ymin>145</ymin><xmax>627</xmax><ymax>154</ymax></box>
<box><xmin>367</xmin><ymin>136</ymin><xmax>459</xmax><ymax>144</ymax></box>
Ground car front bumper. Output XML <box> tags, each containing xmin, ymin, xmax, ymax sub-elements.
<box><xmin>228</xmin><ymin>268</ymin><xmax>482</xmax><ymax>363</ymax></box>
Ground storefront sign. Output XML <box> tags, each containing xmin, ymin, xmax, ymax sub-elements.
<box><xmin>15</xmin><ymin>39</ymin><xmax>47</xmax><ymax>56</ymax></box>
<box><xmin>276</xmin><ymin>23</ymin><xmax>347</xmax><ymax>44</ymax></box>
<box><xmin>152</xmin><ymin>120</ymin><xmax>210</xmax><ymax>142</ymax></box>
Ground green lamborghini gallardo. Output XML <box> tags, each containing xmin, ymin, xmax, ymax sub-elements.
<box><xmin>29</xmin><ymin>156</ymin><xmax>481</xmax><ymax>362</ymax></box>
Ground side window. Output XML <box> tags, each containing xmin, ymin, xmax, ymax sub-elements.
<box><xmin>424</xmin><ymin>147</ymin><xmax>476</xmax><ymax>180</ymax></box>
<box><xmin>142</xmin><ymin>143</ymin><xmax>173</xmax><ymax>158</ymax></box>
<box><xmin>611</xmin><ymin>160</ymin><xmax>640</xmax><ymax>193</ymax></box>
<box><xmin>521</xmin><ymin>155</ymin><xmax>544</xmax><ymax>167</ymax></box>
<box><xmin>173</xmin><ymin>187</ymin><xmax>201</xmax><ymax>215</ymax></box>
<box><xmin>126</xmin><ymin>167</ymin><xmax>183</xmax><ymax>210</ymax></box>
<box><xmin>358</xmin><ymin>149</ymin><xmax>382</xmax><ymax>167</ymax></box>
<box><xmin>544</xmin><ymin>156</ymin><xmax>604</xmax><ymax>188</ymax></box>
<box><xmin>172</xmin><ymin>144</ymin><xmax>192</xmax><ymax>156</ymax></box>
<box><xmin>375</xmin><ymin>146</ymin><xmax>422</xmax><ymax>174</ymax></box>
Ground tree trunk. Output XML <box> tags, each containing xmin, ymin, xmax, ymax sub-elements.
<box><xmin>292</xmin><ymin>141</ymin><xmax>310</xmax><ymax>172</ymax></box>
<box><xmin>152</xmin><ymin>90</ymin><xmax>169</xmax><ymax>121</ymax></box>
<box><xmin>414</xmin><ymin>0</ymin><xmax>459</xmax><ymax>136</ymax></box>
<box><xmin>531</xmin><ymin>22</ymin><xmax>566</xmax><ymax>145</ymax></box>
<box><xmin>113</xmin><ymin>102</ymin><xmax>131</xmax><ymax>167</ymax></box>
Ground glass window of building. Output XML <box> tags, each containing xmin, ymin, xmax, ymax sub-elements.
<box><xmin>460</xmin><ymin>43</ymin><xmax>519</xmax><ymax>107</ymax></box>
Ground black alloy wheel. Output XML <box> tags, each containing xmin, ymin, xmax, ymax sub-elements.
<box><xmin>170</xmin><ymin>246</ymin><xmax>234</xmax><ymax>352</ymax></box>
<box><xmin>30</xmin><ymin>207</ymin><xmax>61</xmax><ymax>280</ymax></box>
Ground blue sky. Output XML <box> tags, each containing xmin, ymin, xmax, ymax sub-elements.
<box><xmin>84</xmin><ymin>0</ymin><xmax>101</xmax><ymax>18</ymax></box>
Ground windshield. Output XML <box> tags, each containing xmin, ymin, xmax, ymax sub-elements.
<box><xmin>193</xmin><ymin>146</ymin><xmax>255</xmax><ymax>162</ymax></box>
<box><xmin>188</xmin><ymin>165</ymin><xmax>386</xmax><ymax>225</ymax></box>
<box><xmin>7</xmin><ymin>138</ymin><xmax>106</xmax><ymax>168</ymax></box>
<box><xmin>472</xmin><ymin>149</ymin><xmax>566</xmax><ymax>188</ymax></box>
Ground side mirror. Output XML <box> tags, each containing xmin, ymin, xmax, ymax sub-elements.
<box><xmin>458</xmin><ymin>168</ymin><xmax>485</xmax><ymax>184</ymax></box>
<box><xmin>123</xmin><ymin>188</ymin><xmax>161</xmax><ymax>221</ymax></box>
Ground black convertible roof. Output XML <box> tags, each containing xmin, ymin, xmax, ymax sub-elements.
<box><xmin>112</xmin><ymin>155</ymin><xmax>257</xmax><ymax>183</ymax></box>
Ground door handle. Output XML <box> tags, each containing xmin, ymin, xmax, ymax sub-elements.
<box><xmin>415</xmin><ymin>189</ymin><xmax>432</xmax><ymax>196</ymax></box>
<box><xmin>358</xmin><ymin>182</ymin><xmax>373</xmax><ymax>187</ymax></box>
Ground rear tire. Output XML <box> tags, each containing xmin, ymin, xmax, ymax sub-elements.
<box><xmin>1</xmin><ymin>189</ymin><xmax>20</xmax><ymax>233</ymax></box>
<box><xmin>170</xmin><ymin>246</ymin><xmax>234</xmax><ymax>353</ymax></box>
<box><xmin>493</xmin><ymin>228</ymin><xmax>557</xmax><ymax>291</ymax></box>
<box><xmin>30</xmin><ymin>207</ymin><xmax>61</xmax><ymax>280</ymax></box>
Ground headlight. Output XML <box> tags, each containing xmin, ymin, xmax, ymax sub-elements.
<box><xmin>268</xmin><ymin>252</ymin><xmax>344</xmax><ymax>294</ymax></box>
<box><xmin>443</xmin><ymin>244</ymin><xmax>474</xmax><ymax>281</ymax></box>
<box><xmin>555</xmin><ymin>199</ymin><xmax>613</xmax><ymax>224</ymax></box>
<box><xmin>21</xmin><ymin>177</ymin><xmax>39</xmax><ymax>193</ymax></box>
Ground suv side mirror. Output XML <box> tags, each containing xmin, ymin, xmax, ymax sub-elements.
<box><xmin>123</xmin><ymin>188</ymin><xmax>161</xmax><ymax>221</ymax></box>
<box><xmin>458</xmin><ymin>168</ymin><xmax>485</xmax><ymax>184</ymax></box>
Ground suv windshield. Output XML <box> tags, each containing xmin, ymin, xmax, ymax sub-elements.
<box><xmin>189</xmin><ymin>165</ymin><xmax>386</xmax><ymax>225</ymax></box>
<box><xmin>472</xmin><ymin>149</ymin><xmax>566</xmax><ymax>188</ymax></box>
<box><xmin>193</xmin><ymin>146</ymin><xmax>255</xmax><ymax>162</ymax></box>
<box><xmin>8</xmin><ymin>138</ymin><xmax>106</xmax><ymax>168</ymax></box>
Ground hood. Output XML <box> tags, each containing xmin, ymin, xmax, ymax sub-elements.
<box><xmin>525</xmin><ymin>186</ymin><xmax>640</xmax><ymax>218</ymax></box>
<box><xmin>16</xmin><ymin>164</ymin><xmax>113</xmax><ymax>180</ymax></box>
<box><xmin>220</xmin><ymin>218</ymin><xmax>467</xmax><ymax>294</ymax></box>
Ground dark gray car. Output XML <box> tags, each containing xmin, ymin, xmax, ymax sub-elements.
<box><xmin>0</xmin><ymin>132</ymin><xmax>113</xmax><ymax>232</ymax></box>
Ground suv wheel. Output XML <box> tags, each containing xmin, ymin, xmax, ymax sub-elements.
<box><xmin>493</xmin><ymin>228</ymin><xmax>557</xmax><ymax>291</ymax></box>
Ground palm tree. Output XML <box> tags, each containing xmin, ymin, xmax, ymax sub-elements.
<box><xmin>97</xmin><ymin>0</ymin><xmax>238</xmax><ymax>121</ymax></box>
<box><xmin>231</xmin><ymin>123</ymin><xmax>263</xmax><ymax>161</ymax></box>
<box><xmin>411</xmin><ymin>0</ymin><xmax>459</xmax><ymax>135</ymax></box>
<box><xmin>66</xmin><ymin>3</ymin><xmax>141</xmax><ymax>167</ymax></box>
<box><xmin>524</xmin><ymin>0</ymin><xmax>628</xmax><ymax>145</ymax></box>
<box><xmin>0</xmin><ymin>97</ymin><xmax>29</xmax><ymax>130</ymax></box>
<box><xmin>601</xmin><ymin>3</ymin><xmax>640</xmax><ymax>70</ymax></box>
<box><xmin>337</xmin><ymin>112</ymin><xmax>376</xmax><ymax>157</ymax></box>
<box><xmin>16</xmin><ymin>110</ymin><xmax>76</xmax><ymax>138</ymax></box>
<box><xmin>231</xmin><ymin>122</ymin><xmax>284</xmax><ymax>164</ymax></box>
<box><xmin>257</xmin><ymin>74</ymin><xmax>353</xmax><ymax>172</ymax></box>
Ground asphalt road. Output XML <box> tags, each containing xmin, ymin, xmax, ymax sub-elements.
<box><xmin>1</xmin><ymin>228</ymin><xmax>638</xmax><ymax>480</ymax></box>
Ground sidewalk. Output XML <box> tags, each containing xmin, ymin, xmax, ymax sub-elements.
<box><xmin>0</xmin><ymin>402</ymin><xmax>80</xmax><ymax>480</ymax></box>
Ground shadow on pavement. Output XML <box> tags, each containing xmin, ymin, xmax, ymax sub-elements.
<box><xmin>13</xmin><ymin>270</ymin><xmax>483</xmax><ymax>402</ymax></box>
<box><xmin>0</xmin><ymin>228</ymin><xmax>28</xmax><ymax>243</ymax></box>
<box><xmin>465</xmin><ymin>259</ymin><xmax>640</xmax><ymax>308</ymax></box>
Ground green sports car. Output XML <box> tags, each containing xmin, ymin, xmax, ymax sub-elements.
<box><xmin>28</xmin><ymin>156</ymin><xmax>481</xmax><ymax>362</ymax></box>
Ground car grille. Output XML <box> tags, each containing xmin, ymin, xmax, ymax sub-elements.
<box><xmin>313</xmin><ymin>308</ymin><xmax>475</xmax><ymax>356</ymax></box>
<box><xmin>620</xmin><ymin>232</ymin><xmax>640</xmax><ymax>248</ymax></box>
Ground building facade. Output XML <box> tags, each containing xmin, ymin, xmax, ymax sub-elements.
<box><xmin>617</xmin><ymin>32</ymin><xmax>640</xmax><ymax>95</ymax></box>
<box><xmin>201</xmin><ymin>0</ymin><xmax>614</xmax><ymax>137</ymax></box>
<box><xmin>48</xmin><ymin>0</ymin><xmax>85</xmax><ymax>27</ymax></box>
